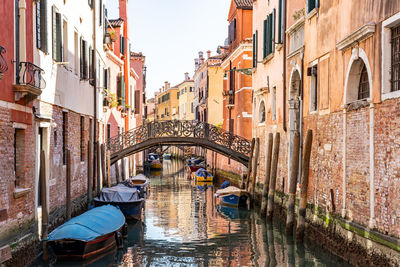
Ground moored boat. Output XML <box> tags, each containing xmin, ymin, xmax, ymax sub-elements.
<box><xmin>215</xmin><ymin>186</ymin><xmax>250</xmax><ymax>207</ymax></box>
<box><xmin>148</xmin><ymin>153</ymin><xmax>162</xmax><ymax>170</ymax></box>
<box><xmin>48</xmin><ymin>205</ymin><xmax>126</xmax><ymax>260</ymax></box>
<box><xmin>123</xmin><ymin>174</ymin><xmax>150</xmax><ymax>195</ymax></box>
<box><xmin>163</xmin><ymin>153</ymin><xmax>172</xmax><ymax>159</ymax></box>
<box><xmin>191</xmin><ymin>168</ymin><xmax>213</xmax><ymax>182</ymax></box>
<box><xmin>94</xmin><ymin>184</ymin><xmax>145</xmax><ymax>220</ymax></box>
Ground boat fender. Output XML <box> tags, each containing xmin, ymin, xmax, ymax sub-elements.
<box><xmin>122</xmin><ymin>223</ymin><xmax>128</xmax><ymax>239</ymax></box>
<box><xmin>115</xmin><ymin>231</ymin><xmax>123</xmax><ymax>249</ymax></box>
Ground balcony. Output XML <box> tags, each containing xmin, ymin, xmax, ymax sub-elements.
<box><xmin>14</xmin><ymin>62</ymin><xmax>45</xmax><ymax>102</ymax></box>
<box><xmin>0</xmin><ymin>46</ymin><xmax>8</xmax><ymax>80</ymax></box>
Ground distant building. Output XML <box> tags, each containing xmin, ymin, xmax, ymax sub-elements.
<box><xmin>156</xmin><ymin>82</ymin><xmax>179</xmax><ymax>121</ymax></box>
<box><xmin>177</xmin><ymin>73</ymin><xmax>195</xmax><ymax>120</ymax></box>
<box><xmin>145</xmin><ymin>97</ymin><xmax>156</xmax><ymax>122</ymax></box>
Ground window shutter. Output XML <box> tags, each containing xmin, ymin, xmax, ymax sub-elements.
<box><xmin>56</xmin><ymin>12</ymin><xmax>62</xmax><ymax>62</ymax></box>
<box><xmin>89</xmin><ymin>47</ymin><xmax>93</xmax><ymax>82</ymax></box>
<box><xmin>252</xmin><ymin>33</ymin><xmax>256</xmax><ymax>67</ymax></box>
<box><xmin>255</xmin><ymin>30</ymin><xmax>258</xmax><ymax>64</ymax></box>
<box><xmin>52</xmin><ymin>6</ymin><xmax>56</xmax><ymax>60</ymax></box>
<box><xmin>80</xmin><ymin>37</ymin><xmax>83</xmax><ymax>78</ymax></box>
<box><xmin>135</xmin><ymin>90</ymin><xmax>140</xmax><ymax>114</ymax></box>
<box><xmin>104</xmin><ymin>7</ymin><xmax>107</xmax><ymax>35</ymax></box>
<box><xmin>36</xmin><ymin>1</ymin><xmax>41</xmax><ymax>49</ymax></box>
<box><xmin>41</xmin><ymin>0</ymin><xmax>48</xmax><ymax>53</ymax></box>
<box><xmin>84</xmin><ymin>41</ymin><xmax>88</xmax><ymax>79</ymax></box>
<box><xmin>99</xmin><ymin>0</ymin><xmax>103</xmax><ymax>26</ymax></box>
<box><xmin>117</xmin><ymin>74</ymin><xmax>122</xmax><ymax>105</ymax></box>
<box><xmin>107</xmin><ymin>68</ymin><xmax>110</xmax><ymax>89</ymax></box>
<box><xmin>271</xmin><ymin>9</ymin><xmax>276</xmax><ymax>54</ymax></box>
<box><xmin>266</xmin><ymin>17</ymin><xmax>270</xmax><ymax>56</ymax></box>
<box><xmin>234</xmin><ymin>19</ymin><xmax>237</xmax><ymax>41</ymax></box>
<box><xmin>263</xmin><ymin>19</ymin><xmax>267</xmax><ymax>58</ymax></box>
<box><xmin>316</xmin><ymin>0</ymin><xmax>319</xmax><ymax>8</ymax></box>
<box><xmin>121</xmin><ymin>75</ymin><xmax>126</xmax><ymax>107</ymax></box>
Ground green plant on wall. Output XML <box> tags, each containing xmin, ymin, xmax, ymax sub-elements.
<box><xmin>293</xmin><ymin>8</ymin><xmax>305</xmax><ymax>20</ymax></box>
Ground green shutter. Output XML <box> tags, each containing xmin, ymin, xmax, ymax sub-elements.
<box><xmin>40</xmin><ymin>0</ymin><xmax>48</xmax><ymax>53</ymax></box>
<box><xmin>56</xmin><ymin>12</ymin><xmax>62</xmax><ymax>62</ymax></box>
<box><xmin>52</xmin><ymin>6</ymin><xmax>56</xmax><ymax>60</ymax></box>
<box><xmin>80</xmin><ymin>37</ymin><xmax>83</xmax><ymax>78</ymax></box>
<box><xmin>121</xmin><ymin>75</ymin><xmax>125</xmax><ymax>107</ymax></box>
<box><xmin>255</xmin><ymin>30</ymin><xmax>258</xmax><ymax>64</ymax></box>
<box><xmin>263</xmin><ymin>19</ymin><xmax>267</xmax><ymax>58</ymax></box>
<box><xmin>271</xmin><ymin>10</ymin><xmax>275</xmax><ymax>54</ymax></box>
<box><xmin>252</xmin><ymin>33</ymin><xmax>256</xmax><ymax>67</ymax></box>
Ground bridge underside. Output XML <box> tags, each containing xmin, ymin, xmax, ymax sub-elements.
<box><xmin>110</xmin><ymin>137</ymin><xmax>249</xmax><ymax>166</ymax></box>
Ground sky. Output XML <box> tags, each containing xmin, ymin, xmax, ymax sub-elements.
<box><xmin>106</xmin><ymin>0</ymin><xmax>231</xmax><ymax>99</ymax></box>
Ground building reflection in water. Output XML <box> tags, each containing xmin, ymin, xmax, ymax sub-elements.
<box><xmin>53</xmin><ymin>159</ymin><xmax>348</xmax><ymax>267</ymax></box>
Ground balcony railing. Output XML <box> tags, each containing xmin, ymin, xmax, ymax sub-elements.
<box><xmin>0</xmin><ymin>46</ymin><xmax>8</xmax><ymax>75</ymax></box>
<box><xmin>14</xmin><ymin>62</ymin><xmax>45</xmax><ymax>101</ymax></box>
<box><xmin>16</xmin><ymin>62</ymin><xmax>45</xmax><ymax>89</ymax></box>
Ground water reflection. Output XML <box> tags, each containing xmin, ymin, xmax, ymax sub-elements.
<box><xmin>37</xmin><ymin>159</ymin><xmax>348</xmax><ymax>267</ymax></box>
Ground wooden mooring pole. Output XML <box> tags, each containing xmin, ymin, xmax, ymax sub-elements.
<box><xmin>100</xmin><ymin>144</ymin><xmax>106</xmax><ymax>190</ymax></box>
<box><xmin>121</xmin><ymin>157</ymin><xmax>126</xmax><ymax>181</ymax></box>
<box><xmin>107</xmin><ymin>151</ymin><xmax>111</xmax><ymax>187</ymax></box>
<box><xmin>66</xmin><ymin>149</ymin><xmax>72</xmax><ymax>220</ymax></box>
<box><xmin>261</xmin><ymin>133</ymin><xmax>273</xmax><ymax>216</ymax></box>
<box><xmin>296</xmin><ymin>129</ymin><xmax>313</xmax><ymax>242</ymax></box>
<box><xmin>250</xmin><ymin>138</ymin><xmax>260</xmax><ymax>196</ymax></box>
<box><xmin>115</xmin><ymin>162</ymin><xmax>120</xmax><ymax>184</ymax></box>
<box><xmin>244</xmin><ymin>138</ymin><xmax>255</xmax><ymax>189</ymax></box>
<box><xmin>40</xmin><ymin>150</ymin><xmax>49</xmax><ymax>261</ymax></box>
<box><xmin>266</xmin><ymin>132</ymin><xmax>280</xmax><ymax>222</ymax></box>
<box><xmin>87</xmin><ymin>141</ymin><xmax>93</xmax><ymax>209</ymax></box>
<box><xmin>286</xmin><ymin>132</ymin><xmax>300</xmax><ymax>235</ymax></box>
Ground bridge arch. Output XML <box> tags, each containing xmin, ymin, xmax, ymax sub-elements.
<box><xmin>107</xmin><ymin>120</ymin><xmax>251</xmax><ymax>166</ymax></box>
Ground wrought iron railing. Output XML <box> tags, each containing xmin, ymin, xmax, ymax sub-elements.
<box><xmin>0</xmin><ymin>46</ymin><xmax>8</xmax><ymax>74</ymax></box>
<box><xmin>107</xmin><ymin>120</ymin><xmax>252</xmax><ymax>158</ymax></box>
<box><xmin>16</xmin><ymin>62</ymin><xmax>46</xmax><ymax>89</ymax></box>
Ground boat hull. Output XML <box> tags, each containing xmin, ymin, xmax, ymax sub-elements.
<box><xmin>49</xmin><ymin>232</ymin><xmax>118</xmax><ymax>260</ymax></box>
<box><xmin>94</xmin><ymin>199</ymin><xmax>144</xmax><ymax>221</ymax></box>
<box><xmin>217</xmin><ymin>193</ymin><xmax>249</xmax><ymax>207</ymax></box>
<box><xmin>189</xmin><ymin>165</ymin><xmax>202</xmax><ymax>172</ymax></box>
<box><xmin>192</xmin><ymin>173</ymin><xmax>213</xmax><ymax>182</ymax></box>
<box><xmin>150</xmin><ymin>161</ymin><xmax>162</xmax><ymax>170</ymax></box>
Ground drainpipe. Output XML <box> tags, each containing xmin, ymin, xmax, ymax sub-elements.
<box><xmin>93</xmin><ymin>0</ymin><xmax>97</xmax><ymax>185</ymax></box>
<box><xmin>282</xmin><ymin>0</ymin><xmax>287</xmax><ymax>132</ymax></box>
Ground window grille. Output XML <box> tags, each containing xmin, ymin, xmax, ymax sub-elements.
<box><xmin>358</xmin><ymin>64</ymin><xmax>369</xmax><ymax>100</ymax></box>
<box><xmin>392</xmin><ymin>25</ymin><xmax>400</xmax><ymax>92</ymax></box>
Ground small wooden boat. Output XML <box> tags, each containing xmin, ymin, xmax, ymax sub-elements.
<box><xmin>123</xmin><ymin>174</ymin><xmax>150</xmax><ymax>195</ymax></box>
<box><xmin>191</xmin><ymin>168</ymin><xmax>213</xmax><ymax>182</ymax></box>
<box><xmin>215</xmin><ymin>186</ymin><xmax>250</xmax><ymax>207</ymax></box>
<box><xmin>94</xmin><ymin>184</ymin><xmax>145</xmax><ymax>220</ymax></box>
<box><xmin>148</xmin><ymin>153</ymin><xmax>162</xmax><ymax>170</ymax></box>
<box><xmin>48</xmin><ymin>205</ymin><xmax>126</xmax><ymax>260</ymax></box>
<box><xmin>163</xmin><ymin>153</ymin><xmax>172</xmax><ymax>160</ymax></box>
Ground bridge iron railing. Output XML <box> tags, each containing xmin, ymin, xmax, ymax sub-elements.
<box><xmin>107</xmin><ymin>120</ymin><xmax>252</xmax><ymax>158</ymax></box>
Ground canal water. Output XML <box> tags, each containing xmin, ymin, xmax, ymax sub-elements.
<box><xmin>38</xmin><ymin>159</ymin><xmax>349</xmax><ymax>266</ymax></box>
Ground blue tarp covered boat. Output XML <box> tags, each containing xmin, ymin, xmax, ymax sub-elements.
<box><xmin>48</xmin><ymin>205</ymin><xmax>126</xmax><ymax>259</ymax></box>
<box><xmin>191</xmin><ymin>168</ymin><xmax>213</xmax><ymax>182</ymax></box>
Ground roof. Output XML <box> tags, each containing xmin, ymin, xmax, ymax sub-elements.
<box><xmin>234</xmin><ymin>0</ymin><xmax>253</xmax><ymax>9</ymax></box>
<box><xmin>108</xmin><ymin>18</ymin><xmax>124</xmax><ymax>27</ymax></box>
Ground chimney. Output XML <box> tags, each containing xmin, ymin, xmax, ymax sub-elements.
<box><xmin>185</xmin><ymin>72</ymin><xmax>189</xmax><ymax>81</ymax></box>
<box><xmin>199</xmin><ymin>51</ymin><xmax>204</xmax><ymax>59</ymax></box>
<box><xmin>165</xmin><ymin>81</ymin><xmax>170</xmax><ymax>90</ymax></box>
<box><xmin>195</xmin><ymin>58</ymin><xmax>199</xmax><ymax>70</ymax></box>
<box><xmin>162</xmin><ymin>86</ymin><xmax>165</xmax><ymax>92</ymax></box>
<box><xmin>207</xmin><ymin>50</ymin><xmax>211</xmax><ymax>59</ymax></box>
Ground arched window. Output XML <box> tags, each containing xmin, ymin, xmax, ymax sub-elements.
<box><xmin>259</xmin><ymin>101</ymin><xmax>266</xmax><ymax>123</ymax></box>
<box><xmin>358</xmin><ymin>64</ymin><xmax>369</xmax><ymax>100</ymax></box>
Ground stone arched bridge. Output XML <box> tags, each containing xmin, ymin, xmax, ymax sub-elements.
<box><xmin>106</xmin><ymin>120</ymin><xmax>251</xmax><ymax>166</ymax></box>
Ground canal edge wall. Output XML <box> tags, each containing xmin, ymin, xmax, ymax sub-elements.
<box><xmin>216</xmin><ymin>170</ymin><xmax>400</xmax><ymax>266</ymax></box>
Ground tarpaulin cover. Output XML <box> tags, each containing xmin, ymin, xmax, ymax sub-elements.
<box><xmin>194</xmin><ymin>168</ymin><xmax>211</xmax><ymax>178</ymax></box>
<box><xmin>96</xmin><ymin>184</ymin><xmax>140</xmax><ymax>202</ymax></box>
<box><xmin>48</xmin><ymin>205</ymin><xmax>125</xmax><ymax>242</ymax></box>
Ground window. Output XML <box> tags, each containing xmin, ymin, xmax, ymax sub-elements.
<box><xmin>89</xmin><ymin>47</ymin><xmax>94</xmax><ymax>85</ymax></box>
<box><xmin>62</xmin><ymin>112</ymin><xmax>68</xmax><ymax>165</ymax></box>
<box><xmin>181</xmin><ymin>89</ymin><xmax>184</xmax><ymax>95</ymax></box>
<box><xmin>36</xmin><ymin>0</ymin><xmax>48</xmax><ymax>53</ymax></box>
<box><xmin>191</xmin><ymin>102</ymin><xmax>194</xmax><ymax>113</ymax></box>
<box><xmin>177</xmin><ymin>92</ymin><xmax>180</xmax><ymax>99</ymax></box>
<box><xmin>263</xmin><ymin>9</ymin><xmax>276</xmax><ymax>59</ymax></box>
<box><xmin>259</xmin><ymin>101</ymin><xmax>266</xmax><ymax>123</ymax></box>
<box><xmin>307</xmin><ymin>0</ymin><xmax>319</xmax><ymax>14</ymax></box>
<box><xmin>190</xmin><ymin>87</ymin><xmax>193</xmax><ymax>92</ymax></box>
<box><xmin>80</xmin><ymin>116</ymin><xmax>84</xmax><ymax>161</ymax></box>
<box><xmin>120</xmin><ymin>35</ymin><xmax>125</xmax><ymax>55</ymax></box>
<box><xmin>88</xmin><ymin>0</ymin><xmax>93</xmax><ymax>8</ymax></box>
<box><xmin>107</xmin><ymin>123</ymin><xmax>111</xmax><ymax>139</ymax></box>
<box><xmin>99</xmin><ymin>0</ymin><xmax>103</xmax><ymax>26</ymax></box>
<box><xmin>229</xmin><ymin>67</ymin><xmax>236</xmax><ymax>104</ymax></box>
<box><xmin>80</xmin><ymin>38</ymin><xmax>88</xmax><ymax>79</ymax></box>
<box><xmin>52</xmin><ymin>6</ymin><xmax>62</xmax><ymax>62</ymax></box>
<box><xmin>391</xmin><ymin>25</ymin><xmax>400</xmax><ymax>92</ymax></box>
<box><xmin>74</xmin><ymin>31</ymin><xmax>78</xmax><ymax>74</ymax></box>
<box><xmin>117</xmin><ymin>74</ymin><xmax>125</xmax><ymax>106</ymax></box>
<box><xmin>308</xmin><ymin>65</ymin><xmax>318</xmax><ymax>111</ymax></box>
<box><xmin>62</xmin><ymin>20</ymin><xmax>68</xmax><ymax>62</ymax></box>
<box><xmin>358</xmin><ymin>64</ymin><xmax>369</xmax><ymax>100</ymax></box>
<box><xmin>278</xmin><ymin>0</ymin><xmax>284</xmax><ymax>44</ymax></box>
<box><xmin>135</xmin><ymin>90</ymin><xmax>140</xmax><ymax>114</ymax></box>
<box><xmin>252</xmin><ymin>30</ymin><xmax>258</xmax><ymax>68</ymax></box>
<box><xmin>14</xmin><ymin>128</ymin><xmax>25</xmax><ymax>187</ymax></box>
<box><xmin>228</xmin><ymin>19</ymin><xmax>236</xmax><ymax>45</ymax></box>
